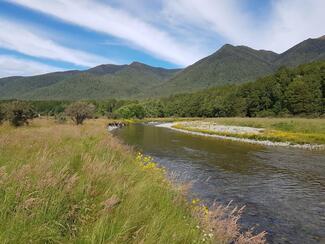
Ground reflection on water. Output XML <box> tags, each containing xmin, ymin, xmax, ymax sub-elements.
<box><xmin>114</xmin><ymin>124</ymin><xmax>325</xmax><ymax>244</ymax></box>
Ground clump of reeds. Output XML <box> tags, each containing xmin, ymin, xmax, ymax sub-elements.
<box><xmin>191</xmin><ymin>199</ymin><xmax>267</xmax><ymax>243</ymax></box>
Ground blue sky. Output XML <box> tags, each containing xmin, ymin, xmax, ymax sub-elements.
<box><xmin>0</xmin><ymin>0</ymin><xmax>324</xmax><ymax>77</ymax></box>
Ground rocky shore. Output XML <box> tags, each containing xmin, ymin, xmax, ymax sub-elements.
<box><xmin>155</xmin><ymin>122</ymin><xmax>325</xmax><ymax>150</ymax></box>
<box><xmin>107</xmin><ymin>121</ymin><xmax>127</xmax><ymax>131</ymax></box>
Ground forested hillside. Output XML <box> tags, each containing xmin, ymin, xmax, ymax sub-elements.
<box><xmin>0</xmin><ymin>71</ymin><xmax>79</xmax><ymax>99</ymax></box>
<box><xmin>5</xmin><ymin>60</ymin><xmax>323</xmax><ymax>119</ymax></box>
<box><xmin>0</xmin><ymin>62</ymin><xmax>180</xmax><ymax>100</ymax></box>
<box><xmin>150</xmin><ymin>44</ymin><xmax>278</xmax><ymax>96</ymax></box>
<box><xmin>274</xmin><ymin>36</ymin><xmax>325</xmax><ymax>67</ymax></box>
<box><xmin>117</xmin><ymin>61</ymin><xmax>325</xmax><ymax>118</ymax></box>
<box><xmin>155</xmin><ymin>37</ymin><xmax>325</xmax><ymax>96</ymax></box>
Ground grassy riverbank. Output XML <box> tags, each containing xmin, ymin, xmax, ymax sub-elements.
<box><xmin>0</xmin><ymin>118</ymin><xmax>267</xmax><ymax>243</ymax></box>
<box><xmin>0</xmin><ymin>119</ymin><xmax>207</xmax><ymax>243</ymax></box>
<box><xmin>172</xmin><ymin>118</ymin><xmax>325</xmax><ymax>146</ymax></box>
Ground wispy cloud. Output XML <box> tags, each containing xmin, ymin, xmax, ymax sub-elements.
<box><xmin>0</xmin><ymin>18</ymin><xmax>112</xmax><ymax>67</ymax></box>
<box><xmin>5</xmin><ymin>0</ymin><xmax>325</xmax><ymax>69</ymax></box>
<box><xmin>162</xmin><ymin>0</ymin><xmax>325</xmax><ymax>53</ymax></box>
<box><xmin>265</xmin><ymin>0</ymin><xmax>325</xmax><ymax>51</ymax></box>
<box><xmin>163</xmin><ymin>0</ymin><xmax>252</xmax><ymax>44</ymax></box>
<box><xmin>9</xmin><ymin>0</ymin><xmax>203</xmax><ymax>66</ymax></box>
<box><xmin>0</xmin><ymin>55</ymin><xmax>62</xmax><ymax>78</ymax></box>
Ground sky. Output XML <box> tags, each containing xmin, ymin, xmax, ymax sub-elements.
<box><xmin>0</xmin><ymin>0</ymin><xmax>324</xmax><ymax>77</ymax></box>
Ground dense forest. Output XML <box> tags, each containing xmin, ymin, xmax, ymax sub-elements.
<box><xmin>110</xmin><ymin>60</ymin><xmax>325</xmax><ymax>118</ymax></box>
<box><xmin>0</xmin><ymin>61</ymin><xmax>324</xmax><ymax>119</ymax></box>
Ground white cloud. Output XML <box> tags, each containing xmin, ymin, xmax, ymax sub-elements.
<box><xmin>0</xmin><ymin>18</ymin><xmax>112</xmax><ymax>67</ymax></box>
<box><xmin>8</xmin><ymin>0</ymin><xmax>203</xmax><ymax>66</ymax></box>
<box><xmin>0</xmin><ymin>55</ymin><xmax>62</xmax><ymax>78</ymax></box>
<box><xmin>6</xmin><ymin>0</ymin><xmax>325</xmax><ymax>66</ymax></box>
<box><xmin>163</xmin><ymin>0</ymin><xmax>252</xmax><ymax>44</ymax></box>
<box><xmin>162</xmin><ymin>0</ymin><xmax>325</xmax><ymax>53</ymax></box>
<box><xmin>265</xmin><ymin>0</ymin><xmax>325</xmax><ymax>52</ymax></box>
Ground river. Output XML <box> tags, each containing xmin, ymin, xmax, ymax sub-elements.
<box><xmin>113</xmin><ymin>123</ymin><xmax>325</xmax><ymax>244</ymax></box>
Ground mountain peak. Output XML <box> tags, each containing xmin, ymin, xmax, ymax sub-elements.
<box><xmin>215</xmin><ymin>44</ymin><xmax>262</xmax><ymax>56</ymax></box>
<box><xmin>211</xmin><ymin>44</ymin><xmax>236</xmax><ymax>56</ymax></box>
<box><xmin>86</xmin><ymin>64</ymin><xmax>126</xmax><ymax>75</ymax></box>
<box><xmin>316</xmin><ymin>35</ymin><xmax>325</xmax><ymax>40</ymax></box>
<box><xmin>130</xmin><ymin>61</ymin><xmax>147</xmax><ymax>67</ymax></box>
<box><xmin>219</xmin><ymin>44</ymin><xmax>235</xmax><ymax>50</ymax></box>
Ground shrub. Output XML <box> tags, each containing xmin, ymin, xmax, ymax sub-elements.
<box><xmin>65</xmin><ymin>102</ymin><xmax>95</xmax><ymax>125</ymax></box>
<box><xmin>3</xmin><ymin>101</ymin><xmax>35</xmax><ymax>126</ymax></box>
<box><xmin>113</xmin><ymin>103</ymin><xmax>145</xmax><ymax>119</ymax></box>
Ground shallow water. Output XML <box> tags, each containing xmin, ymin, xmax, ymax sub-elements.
<box><xmin>113</xmin><ymin>124</ymin><xmax>325</xmax><ymax>244</ymax></box>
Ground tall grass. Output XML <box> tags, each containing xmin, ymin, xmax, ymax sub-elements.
<box><xmin>0</xmin><ymin>119</ymin><xmax>266</xmax><ymax>243</ymax></box>
<box><xmin>0</xmin><ymin>119</ymin><xmax>205</xmax><ymax>243</ymax></box>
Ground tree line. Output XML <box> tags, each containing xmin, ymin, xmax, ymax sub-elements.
<box><xmin>0</xmin><ymin>61</ymin><xmax>324</xmax><ymax>121</ymax></box>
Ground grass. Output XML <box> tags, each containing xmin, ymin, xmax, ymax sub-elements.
<box><xmin>173</xmin><ymin>117</ymin><xmax>325</xmax><ymax>145</ymax></box>
<box><xmin>0</xmin><ymin>119</ymin><xmax>205</xmax><ymax>243</ymax></box>
<box><xmin>0</xmin><ymin>118</ymin><xmax>267</xmax><ymax>243</ymax></box>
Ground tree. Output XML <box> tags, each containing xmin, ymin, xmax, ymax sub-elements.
<box><xmin>113</xmin><ymin>103</ymin><xmax>145</xmax><ymax>119</ymax></box>
<box><xmin>142</xmin><ymin>101</ymin><xmax>165</xmax><ymax>118</ymax></box>
<box><xmin>64</xmin><ymin>102</ymin><xmax>95</xmax><ymax>125</ymax></box>
<box><xmin>3</xmin><ymin>101</ymin><xmax>35</xmax><ymax>126</ymax></box>
<box><xmin>285</xmin><ymin>78</ymin><xmax>322</xmax><ymax>115</ymax></box>
<box><xmin>222</xmin><ymin>92</ymin><xmax>246</xmax><ymax>117</ymax></box>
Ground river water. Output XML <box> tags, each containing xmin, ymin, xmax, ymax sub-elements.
<box><xmin>113</xmin><ymin>124</ymin><xmax>325</xmax><ymax>244</ymax></box>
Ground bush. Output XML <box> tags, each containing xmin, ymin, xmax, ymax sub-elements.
<box><xmin>64</xmin><ymin>102</ymin><xmax>95</xmax><ymax>125</ymax></box>
<box><xmin>113</xmin><ymin>103</ymin><xmax>145</xmax><ymax>119</ymax></box>
<box><xmin>3</xmin><ymin>101</ymin><xmax>35</xmax><ymax>126</ymax></box>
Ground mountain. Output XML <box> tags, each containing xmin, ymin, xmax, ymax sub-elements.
<box><xmin>0</xmin><ymin>36</ymin><xmax>324</xmax><ymax>100</ymax></box>
<box><xmin>274</xmin><ymin>36</ymin><xmax>325</xmax><ymax>67</ymax></box>
<box><xmin>0</xmin><ymin>62</ymin><xmax>181</xmax><ymax>100</ymax></box>
<box><xmin>149</xmin><ymin>44</ymin><xmax>279</xmax><ymax>96</ymax></box>
<box><xmin>0</xmin><ymin>70</ymin><xmax>80</xmax><ymax>99</ymax></box>
<box><xmin>152</xmin><ymin>36</ymin><xmax>325</xmax><ymax>96</ymax></box>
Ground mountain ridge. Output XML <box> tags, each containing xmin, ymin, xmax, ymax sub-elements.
<box><xmin>152</xmin><ymin>37</ymin><xmax>325</xmax><ymax>96</ymax></box>
<box><xmin>0</xmin><ymin>37</ymin><xmax>324</xmax><ymax>100</ymax></box>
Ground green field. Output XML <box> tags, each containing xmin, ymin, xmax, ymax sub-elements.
<box><xmin>173</xmin><ymin>117</ymin><xmax>325</xmax><ymax>145</ymax></box>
